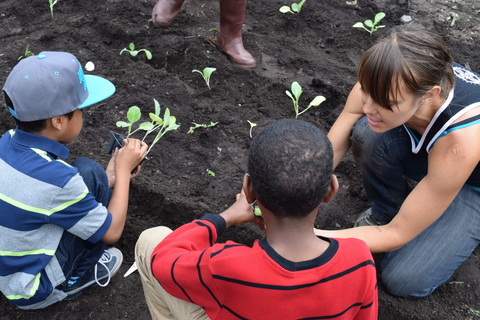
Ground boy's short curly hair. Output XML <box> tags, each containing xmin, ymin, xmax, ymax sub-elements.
<box><xmin>248</xmin><ymin>119</ymin><xmax>333</xmax><ymax>218</ymax></box>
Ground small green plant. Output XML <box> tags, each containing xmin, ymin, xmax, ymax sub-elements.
<box><xmin>463</xmin><ymin>304</ymin><xmax>480</xmax><ymax>316</ymax></box>
<box><xmin>192</xmin><ymin>67</ymin><xmax>216</xmax><ymax>89</ymax></box>
<box><xmin>188</xmin><ymin>121</ymin><xmax>218</xmax><ymax>134</ymax></box>
<box><xmin>247</xmin><ymin>120</ymin><xmax>257</xmax><ymax>138</ymax></box>
<box><xmin>206</xmin><ymin>169</ymin><xmax>216</xmax><ymax>176</ymax></box>
<box><xmin>18</xmin><ymin>46</ymin><xmax>34</xmax><ymax>60</ymax></box>
<box><xmin>285</xmin><ymin>81</ymin><xmax>326</xmax><ymax>118</ymax></box>
<box><xmin>120</xmin><ymin>43</ymin><xmax>153</xmax><ymax>60</ymax></box>
<box><xmin>353</xmin><ymin>12</ymin><xmax>386</xmax><ymax>35</ymax></box>
<box><xmin>49</xmin><ymin>0</ymin><xmax>58</xmax><ymax>18</ymax></box>
<box><xmin>280</xmin><ymin>0</ymin><xmax>306</xmax><ymax>13</ymax></box>
<box><xmin>116</xmin><ymin>99</ymin><xmax>180</xmax><ymax>155</ymax></box>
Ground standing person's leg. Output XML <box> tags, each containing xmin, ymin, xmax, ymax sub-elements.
<box><xmin>135</xmin><ymin>227</ymin><xmax>210</xmax><ymax>320</ymax></box>
<box><xmin>151</xmin><ymin>0</ymin><xmax>185</xmax><ymax>27</ymax></box>
<box><xmin>351</xmin><ymin>116</ymin><xmax>427</xmax><ymax>224</ymax></box>
<box><xmin>380</xmin><ymin>185</ymin><xmax>480</xmax><ymax>297</ymax></box>
<box><xmin>217</xmin><ymin>0</ymin><xmax>256</xmax><ymax>68</ymax></box>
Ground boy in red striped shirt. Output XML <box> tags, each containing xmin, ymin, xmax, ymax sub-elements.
<box><xmin>135</xmin><ymin>119</ymin><xmax>378</xmax><ymax>319</ymax></box>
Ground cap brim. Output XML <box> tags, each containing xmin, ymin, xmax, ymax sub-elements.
<box><xmin>78</xmin><ymin>75</ymin><xmax>116</xmax><ymax>109</ymax></box>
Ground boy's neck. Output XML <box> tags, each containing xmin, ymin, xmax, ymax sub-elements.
<box><xmin>264</xmin><ymin>215</ymin><xmax>330</xmax><ymax>262</ymax></box>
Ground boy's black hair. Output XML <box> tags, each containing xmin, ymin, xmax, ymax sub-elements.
<box><xmin>248</xmin><ymin>119</ymin><xmax>333</xmax><ymax>218</ymax></box>
<box><xmin>4</xmin><ymin>91</ymin><xmax>74</xmax><ymax>133</ymax></box>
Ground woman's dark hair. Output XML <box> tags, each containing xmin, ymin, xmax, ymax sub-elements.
<box><xmin>4</xmin><ymin>91</ymin><xmax>75</xmax><ymax>133</ymax></box>
<box><xmin>248</xmin><ymin>119</ymin><xmax>333</xmax><ymax>219</ymax></box>
<box><xmin>358</xmin><ymin>23</ymin><xmax>455</xmax><ymax>111</ymax></box>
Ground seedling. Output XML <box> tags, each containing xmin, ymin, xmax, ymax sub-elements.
<box><xmin>251</xmin><ymin>201</ymin><xmax>262</xmax><ymax>216</ymax></box>
<box><xmin>49</xmin><ymin>0</ymin><xmax>58</xmax><ymax>18</ymax></box>
<box><xmin>206</xmin><ymin>169</ymin><xmax>216</xmax><ymax>176</ymax></box>
<box><xmin>192</xmin><ymin>67</ymin><xmax>216</xmax><ymax>89</ymax></box>
<box><xmin>188</xmin><ymin>121</ymin><xmax>218</xmax><ymax>134</ymax></box>
<box><xmin>18</xmin><ymin>46</ymin><xmax>34</xmax><ymax>60</ymax></box>
<box><xmin>247</xmin><ymin>120</ymin><xmax>257</xmax><ymax>138</ymax></box>
<box><xmin>285</xmin><ymin>81</ymin><xmax>326</xmax><ymax>118</ymax></box>
<box><xmin>114</xmin><ymin>99</ymin><xmax>180</xmax><ymax>156</ymax></box>
<box><xmin>120</xmin><ymin>43</ymin><xmax>153</xmax><ymax>60</ymax></box>
<box><xmin>353</xmin><ymin>12</ymin><xmax>386</xmax><ymax>35</ymax></box>
<box><xmin>280</xmin><ymin>0</ymin><xmax>306</xmax><ymax>13</ymax></box>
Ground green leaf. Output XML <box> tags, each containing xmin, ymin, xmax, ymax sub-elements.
<box><xmin>203</xmin><ymin>67</ymin><xmax>216</xmax><ymax>78</ymax></box>
<box><xmin>279</xmin><ymin>6</ymin><xmax>292</xmax><ymax>13</ymax></box>
<box><xmin>149</xmin><ymin>113</ymin><xmax>163</xmax><ymax>124</ymax></box>
<box><xmin>128</xmin><ymin>43</ymin><xmax>135</xmax><ymax>50</ymax></box>
<box><xmin>130</xmin><ymin>51</ymin><xmax>139</xmax><ymax>57</ymax></box>
<box><xmin>374</xmin><ymin>12</ymin><xmax>386</xmax><ymax>24</ymax></box>
<box><xmin>308</xmin><ymin>95</ymin><xmax>326</xmax><ymax>108</ymax></box>
<box><xmin>127</xmin><ymin>106</ymin><xmax>141</xmax><ymax>123</ymax></box>
<box><xmin>153</xmin><ymin>99</ymin><xmax>161</xmax><ymax>117</ymax></box>
<box><xmin>286</xmin><ymin>90</ymin><xmax>295</xmax><ymax>101</ymax></box>
<box><xmin>291</xmin><ymin>82</ymin><xmax>303</xmax><ymax>100</ymax></box>
<box><xmin>364</xmin><ymin>20</ymin><xmax>373</xmax><ymax>28</ymax></box>
<box><xmin>138</xmin><ymin>122</ymin><xmax>154</xmax><ymax>131</ymax></box>
<box><xmin>291</xmin><ymin>3</ymin><xmax>300</xmax><ymax>12</ymax></box>
<box><xmin>163</xmin><ymin>108</ymin><xmax>171</xmax><ymax>126</ymax></box>
<box><xmin>297</xmin><ymin>0</ymin><xmax>306</xmax><ymax>10</ymax></box>
<box><xmin>145</xmin><ymin>50</ymin><xmax>152</xmax><ymax>60</ymax></box>
<box><xmin>352</xmin><ymin>22</ymin><xmax>364</xmax><ymax>28</ymax></box>
<box><xmin>116</xmin><ymin>121</ymin><xmax>131</xmax><ymax>128</ymax></box>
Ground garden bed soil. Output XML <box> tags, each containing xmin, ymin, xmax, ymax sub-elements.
<box><xmin>1</xmin><ymin>0</ymin><xmax>480</xmax><ymax>319</ymax></box>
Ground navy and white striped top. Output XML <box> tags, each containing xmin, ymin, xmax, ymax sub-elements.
<box><xmin>0</xmin><ymin>129</ymin><xmax>111</xmax><ymax>309</ymax></box>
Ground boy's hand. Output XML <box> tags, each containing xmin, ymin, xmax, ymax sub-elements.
<box><xmin>114</xmin><ymin>138</ymin><xmax>148</xmax><ymax>177</ymax></box>
<box><xmin>220</xmin><ymin>190</ymin><xmax>263</xmax><ymax>228</ymax></box>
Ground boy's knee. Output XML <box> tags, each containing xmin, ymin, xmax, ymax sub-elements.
<box><xmin>135</xmin><ymin>227</ymin><xmax>172</xmax><ymax>256</ymax></box>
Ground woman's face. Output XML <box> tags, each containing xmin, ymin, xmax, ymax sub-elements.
<box><xmin>360</xmin><ymin>85</ymin><xmax>421</xmax><ymax>133</ymax></box>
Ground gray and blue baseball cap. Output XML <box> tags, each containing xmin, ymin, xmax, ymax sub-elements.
<box><xmin>2</xmin><ymin>51</ymin><xmax>115</xmax><ymax>122</ymax></box>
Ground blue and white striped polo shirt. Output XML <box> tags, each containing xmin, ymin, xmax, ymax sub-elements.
<box><xmin>0</xmin><ymin>128</ymin><xmax>112</xmax><ymax>309</ymax></box>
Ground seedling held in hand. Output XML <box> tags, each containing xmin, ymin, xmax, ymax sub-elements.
<box><xmin>188</xmin><ymin>121</ymin><xmax>218</xmax><ymax>134</ymax></box>
<box><xmin>115</xmin><ymin>99</ymin><xmax>180</xmax><ymax>156</ymax></box>
<box><xmin>192</xmin><ymin>67</ymin><xmax>216</xmax><ymax>89</ymax></box>
<box><xmin>251</xmin><ymin>201</ymin><xmax>262</xmax><ymax>216</ymax></box>
<box><xmin>280</xmin><ymin>0</ymin><xmax>306</xmax><ymax>13</ymax></box>
<box><xmin>120</xmin><ymin>43</ymin><xmax>153</xmax><ymax>60</ymax></box>
<box><xmin>353</xmin><ymin>12</ymin><xmax>386</xmax><ymax>35</ymax></box>
<box><xmin>286</xmin><ymin>81</ymin><xmax>326</xmax><ymax>118</ymax></box>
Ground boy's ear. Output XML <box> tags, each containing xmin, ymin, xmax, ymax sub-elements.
<box><xmin>49</xmin><ymin>115</ymin><xmax>65</xmax><ymax>131</ymax></box>
<box><xmin>322</xmin><ymin>174</ymin><xmax>339</xmax><ymax>204</ymax></box>
<box><xmin>242</xmin><ymin>174</ymin><xmax>256</xmax><ymax>204</ymax></box>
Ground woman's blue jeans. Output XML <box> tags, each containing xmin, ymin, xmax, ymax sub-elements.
<box><xmin>55</xmin><ymin>157</ymin><xmax>112</xmax><ymax>288</ymax></box>
<box><xmin>351</xmin><ymin>116</ymin><xmax>480</xmax><ymax>298</ymax></box>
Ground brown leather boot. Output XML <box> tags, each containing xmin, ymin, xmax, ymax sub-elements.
<box><xmin>216</xmin><ymin>0</ymin><xmax>256</xmax><ymax>68</ymax></box>
<box><xmin>152</xmin><ymin>0</ymin><xmax>185</xmax><ymax>27</ymax></box>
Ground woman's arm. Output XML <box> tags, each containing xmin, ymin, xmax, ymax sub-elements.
<box><xmin>317</xmin><ymin>123</ymin><xmax>480</xmax><ymax>252</ymax></box>
<box><xmin>328</xmin><ymin>82</ymin><xmax>365</xmax><ymax>169</ymax></box>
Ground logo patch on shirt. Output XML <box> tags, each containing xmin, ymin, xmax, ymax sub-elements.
<box><xmin>454</xmin><ymin>66</ymin><xmax>480</xmax><ymax>85</ymax></box>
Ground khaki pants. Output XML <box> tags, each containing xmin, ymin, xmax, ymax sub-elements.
<box><xmin>135</xmin><ymin>226</ymin><xmax>211</xmax><ymax>320</ymax></box>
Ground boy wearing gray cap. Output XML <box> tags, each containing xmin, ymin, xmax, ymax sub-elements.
<box><xmin>0</xmin><ymin>51</ymin><xmax>148</xmax><ymax>309</ymax></box>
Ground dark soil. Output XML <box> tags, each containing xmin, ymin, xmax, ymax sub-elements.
<box><xmin>1</xmin><ymin>0</ymin><xmax>480</xmax><ymax>319</ymax></box>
